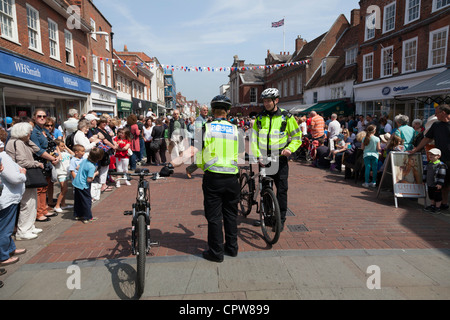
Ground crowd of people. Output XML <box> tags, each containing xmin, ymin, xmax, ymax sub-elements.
<box><xmin>0</xmin><ymin>102</ymin><xmax>449</xmax><ymax>283</ymax></box>
<box><xmin>290</xmin><ymin>104</ymin><xmax>450</xmax><ymax>215</ymax></box>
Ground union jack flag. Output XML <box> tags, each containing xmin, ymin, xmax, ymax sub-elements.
<box><xmin>272</xmin><ymin>19</ymin><xmax>284</xmax><ymax>28</ymax></box>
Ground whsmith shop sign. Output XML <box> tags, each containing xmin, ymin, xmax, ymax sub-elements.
<box><xmin>0</xmin><ymin>50</ymin><xmax>91</xmax><ymax>94</ymax></box>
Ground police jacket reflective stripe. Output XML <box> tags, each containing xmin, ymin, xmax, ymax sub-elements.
<box><xmin>251</xmin><ymin>108</ymin><xmax>302</xmax><ymax>157</ymax></box>
<box><xmin>197</xmin><ymin>120</ymin><xmax>239</xmax><ymax>175</ymax></box>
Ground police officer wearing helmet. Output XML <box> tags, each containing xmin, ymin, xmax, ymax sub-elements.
<box><xmin>251</xmin><ymin>88</ymin><xmax>302</xmax><ymax>230</ymax></box>
<box><xmin>197</xmin><ymin>95</ymin><xmax>243</xmax><ymax>262</ymax></box>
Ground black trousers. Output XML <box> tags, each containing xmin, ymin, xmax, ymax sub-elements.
<box><xmin>74</xmin><ymin>187</ymin><xmax>92</xmax><ymax>220</ymax></box>
<box><xmin>202</xmin><ymin>172</ymin><xmax>240</xmax><ymax>259</ymax></box>
<box><xmin>268</xmin><ymin>157</ymin><xmax>289</xmax><ymax>224</ymax></box>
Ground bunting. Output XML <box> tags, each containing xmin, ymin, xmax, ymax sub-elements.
<box><xmin>95</xmin><ymin>55</ymin><xmax>310</xmax><ymax>72</ymax></box>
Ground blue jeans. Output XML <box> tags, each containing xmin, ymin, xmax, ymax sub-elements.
<box><xmin>364</xmin><ymin>156</ymin><xmax>378</xmax><ymax>184</ymax></box>
<box><xmin>130</xmin><ymin>151</ymin><xmax>140</xmax><ymax>170</ymax></box>
<box><xmin>139</xmin><ymin>138</ymin><xmax>145</xmax><ymax>161</ymax></box>
<box><xmin>0</xmin><ymin>203</ymin><xmax>18</xmax><ymax>261</ymax></box>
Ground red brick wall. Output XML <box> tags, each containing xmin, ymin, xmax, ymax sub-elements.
<box><xmin>0</xmin><ymin>0</ymin><xmax>89</xmax><ymax>78</ymax></box>
<box><xmin>357</xmin><ymin>0</ymin><xmax>450</xmax><ymax>82</ymax></box>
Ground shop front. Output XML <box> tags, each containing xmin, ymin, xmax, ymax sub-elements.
<box><xmin>90</xmin><ymin>84</ymin><xmax>117</xmax><ymax>117</ymax></box>
<box><xmin>132</xmin><ymin>98</ymin><xmax>152</xmax><ymax>117</ymax></box>
<box><xmin>117</xmin><ymin>99</ymin><xmax>133</xmax><ymax>119</ymax></box>
<box><xmin>354</xmin><ymin>68</ymin><xmax>446</xmax><ymax>122</ymax></box>
<box><xmin>0</xmin><ymin>49</ymin><xmax>91</xmax><ymax>127</ymax></box>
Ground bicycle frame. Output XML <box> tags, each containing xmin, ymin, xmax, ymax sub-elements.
<box><xmin>243</xmin><ymin>162</ymin><xmax>275</xmax><ymax>212</ymax></box>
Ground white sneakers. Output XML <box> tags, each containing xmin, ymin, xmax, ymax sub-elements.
<box><xmin>125</xmin><ymin>180</ymin><xmax>131</xmax><ymax>186</ymax></box>
<box><xmin>116</xmin><ymin>181</ymin><xmax>121</xmax><ymax>188</ymax></box>
<box><xmin>362</xmin><ymin>182</ymin><xmax>377</xmax><ymax>188</ymax></box>
<box><xmin>15</xmin><ymin>233</ymin><xmax>38</xmax><ymax>240</ymax></box>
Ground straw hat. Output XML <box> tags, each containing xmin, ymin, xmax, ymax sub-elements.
<box><xmin>380</xmin><ymin>133</ymin><xmax>391</xmax><ymax>143</ymax></box>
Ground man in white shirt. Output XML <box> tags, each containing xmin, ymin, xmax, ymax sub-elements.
<box><xmin>327</xmin><ymin>114</ymin><xmax>341</xmax><ymax>152</ymax></box>
<box><xmin>63</xmin><ymin>109</ymin><xmax>79</xmax><ymax>137</ymax></box>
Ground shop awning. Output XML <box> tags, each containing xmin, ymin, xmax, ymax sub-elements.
<box><xmin>299</xmin><ymin>100</ymin><xmax>353</xmax><ymax>117</ymax></box>
<box><xmin>395</xmin><ymin>68</ymin><xmax>450</xmax><ymax>98</ymax></box>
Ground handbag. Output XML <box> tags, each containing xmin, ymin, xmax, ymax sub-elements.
<box><xmin>150</xmin><ymin>139</ymin><xmax>162</xmax><ymax>152</ymax></box>
<box><xmin>13</xmin><ymin>141</ymin><xmax>48</xmax><ymax>189</ymax></box>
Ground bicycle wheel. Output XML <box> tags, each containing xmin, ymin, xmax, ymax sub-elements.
<box><xmin>136</xmin><ymin>214</ymin><xmax>147</xmax><ymax>296</ymax></box>
<box><xmin>239</xmin><ymin>172</ymin><xmax>252</xmax><ymax>217</ymax></box>
<box><xmin>260</xmin><ymin>188</ymin><xmax>281</xmax><ymax>245</ymax></box>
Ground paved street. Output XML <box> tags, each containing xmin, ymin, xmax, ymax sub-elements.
<box><xmin>1</xmin><ymin>160</ymin><xmax>450</xmax><ymax>300</ymax></box>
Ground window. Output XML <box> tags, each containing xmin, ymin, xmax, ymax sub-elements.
<box><xmin>383</xmin><ymin>2</ymin><xmax>396</xmax><ymax>33</ymax></box>
<box><xmin>250</xmin><ymin>88</ymin><xmax>257</xmax><ymax>104</ymax></box>
<box><xmin>48</xmin><ymin>19</ymin><xmax>59</xmax><ymax>60</ymax></box>
<box><xmin>381</xmin><ymin>46</ymin><xmax>394</xmax><ymax>77</ymax></box>
<box><xmin>107</xmin><ymin>64</ymin><xmax>112</xmax><ymax>88</ymax></box>
<box><xmin>405</xmin><ymin>0</ymin><xmax>420</xmax><ymax>25</ymax></box>
<box><xmin>283</xmin><ymin>80</ymin><xmax>288</xmax><ymax>98</ymax></box>
<box><xmin>117</xmin><ymin>75</ymin><xmax>121</xmax><ymax>91</ymax></box>
<box><xmin>90</xmin><ymin>18</ymin><xmax>96</xmax><ymax>40</ymax></box>
<box><xmin>402</xmin><ymin>37</ymin><xmax>417</xmax><ymax>73</ymax></box>
<box><xmin>100</xmin><ymin>60</ymin><xmax>106</xmax><ymax>86</ymax></box>
<box><xmin>0</xmin><ymin>0</ymin><xmax>18</xmax><ymax>42</ymax></box>
<box><xmin>27</xmin><ymin>4</ymin><xmax>41</xmax><ymax>52</ymax></box>
<box><xmin>289</xmin><ymin>77</ymin><xmax>294</xmax><ymax>96</ymax></box>
<box><xmin>64</xmin><ymin>30</ymin><xmax>74</xmax><ymax>66</ymax></box>
<box><xmin>363</xmin><ymin>53</ymin><xmax>374</xmax><ymax>81</ymax></box>
<box><xmin>105</xmin><ymin>34</ymin><xmax>110</xmax><ymax>51</ymax></box>
<box><xmin>321</xmin><ymin>59</ymin><xmax>327</xmax><ymax>76</ymax></box>
<box><xmin>433</xmin><ymin>0</ymin><xmax>450</xmax><ymax>12</ymax></box>
<box><xmin>92</xmin><ymin>56</ymin><xmax>98</xmax><ymax>83</ymax></box>
<box><xmin>331</xmin><ymin>87</ymin><xmax>345</xmax><ymax>100</ymax></box>
<box><xmin>365</xmin><ymin>13</ymin><xmax>376</xmax><ymax>41</ymax></box>
<box><xmin>429</xmin><ymin>26</ymin><xmax>449</xmax><ymax>68</ymax></box>
<box><xmin>297</xmin><ymin>74</ymin><xmax>303</xmax><ymax>95</ymax></box>
<box><xmin>313</xmin><ymin>92</ymin><xmax>318</xmax><ymax>103</ymax></box>
<box><xmin>345</xmin><ymin>47</ymin><xmax>357</xmax><ymax>65</ymax></box>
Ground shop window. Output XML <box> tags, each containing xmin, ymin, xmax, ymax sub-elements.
<box><xmin>0</xmin><ymin>0</ymin><xmax>19</xmax><ymax>43</ymax></box>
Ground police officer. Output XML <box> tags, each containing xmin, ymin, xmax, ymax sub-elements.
<box><xmin>197</xmin><ymin>95</ymin><xmax>242</xmax><ymax>262</ymax></box>
<box><xmin>251</xmin><ymin>88</ymin><xmax>302</xmax><ymax>230</ymax></box>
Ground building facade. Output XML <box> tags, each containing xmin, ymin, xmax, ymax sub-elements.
<box><xmin>68</xmin><ymin>0</ymin><xmax>116</xmax><ymax>116</ymax></box>
<box><xmin>354</xmin><ymin>0</ymin><xmax>450</xmax><ymax>122</ymax></box>
<box><xmin>0</xmin><ymin>0</ymin><xmax>91</xmax><ymax>125</ymax></box>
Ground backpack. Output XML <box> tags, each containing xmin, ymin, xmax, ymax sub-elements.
<box><xmin>65</xmin><ymin>130</ymin><xmax>78</xmax><ymax>151</ymax></box>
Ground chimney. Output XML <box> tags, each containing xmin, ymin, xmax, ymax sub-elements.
<box><xmin>350</xmin><ymin>9</ymin><xmax>360</xmax><ymax>27</ymax></box>
<box><xmin>295</xmin><ymin>36</ymin><xmax>307</xmax><ymax>53</ymax></box>
<box><xmin>124</xmin><ymin>45</ymin><xmax>128</xmax><ymax>52</ymax></box>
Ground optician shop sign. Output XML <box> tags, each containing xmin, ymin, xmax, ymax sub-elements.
<box><xmin>0</xmin><ymin>50</ymin><xmax>91</xmax><ymax>94</ymax></box>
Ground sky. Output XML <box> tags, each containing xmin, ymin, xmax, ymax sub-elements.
<box><xmin>95</xmin><ymin>0</ymin><xmax>361</xmax><ymax>106</ymax></box>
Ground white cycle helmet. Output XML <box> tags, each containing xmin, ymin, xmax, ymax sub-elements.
<box><xmin>261</xmin><ymin>88</ymin><xmax>280</xmax><ymax>100</ymax></box>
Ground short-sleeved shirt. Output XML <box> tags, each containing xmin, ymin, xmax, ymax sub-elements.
<box><xmin>310</xmin><ymin>115</ymin><xmax>325</xmax><ymax>139</ymax></box>
<box><xmin>69</xmin><ymin>157</ymin><xmax>84</xmax><ymax>179</ymax></box>
<box><xmin>425</xmin><ymin>121</ymin><xmax>450</xmax><ymax>162</ymax></box>
<box><xmin>72</xmin><ymin>159</ymin><xmax>96</xmax><ymax>190</ymax></box>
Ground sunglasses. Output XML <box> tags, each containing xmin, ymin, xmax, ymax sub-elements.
<box><xmin>36</xmin><ymin>115</ymin><xmax>47</xmax><ymax>119</ymax></box>
<box><xmin>44</xmin><ymin>124</ymin><xmax>53</xmax><ymax>127</ymax></box>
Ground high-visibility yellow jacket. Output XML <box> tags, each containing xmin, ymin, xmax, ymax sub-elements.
<box><xmin>251</xmin><ymin>108</ymin><xmax>302</xmax><ymax>158</ymax></box>
<box><xmin>196</xmin><ymin>120</ymin><xmax>239</xmax><ymax>175</ymax></box>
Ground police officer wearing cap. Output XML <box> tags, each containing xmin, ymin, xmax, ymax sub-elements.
<box><xmin>196</xmin><ymin>95</ymin><xmax>243</xmax><ymax>262</ymax></box>
<box><xmin>251</xmin><ymin>88</ymin><xmax>302</xmax><ymax>230</ymax></box>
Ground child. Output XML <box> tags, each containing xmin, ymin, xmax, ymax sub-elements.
<box><xmin>54</xmin><ymin>140</ymin><xmax>75</xmax><ymax>213</ymax></box>
<box><xmin>361</xmin><ymin>125</ymin><xmax>381</xmax><ymax>188</ymax></box>
<box><xmin>329</xmin><ymin>134</ymin><xmax>347</xmax><ymax>164</ymax></box>
<box><xmin>114</xmin><ymin>128</ymin><xmax>132</xmax><ymax>188</ymax></box>
<box><xmin>423</xmin><ymin>148</ymin><xmax>447</xmax><ymax>214</ymax></box>
<box><xmin>72</xmin><ymin>147</ymin><xmax>104</xmax><ymax>224</ymax></box>
<box><xmin>69</xmin><ymin>145</ymin><xmax>85</xmax><ymax>180</ymax></box>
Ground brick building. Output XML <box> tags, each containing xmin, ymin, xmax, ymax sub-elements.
<box><xmin>68</xmin><ymin>0</ymin><xmax>116</xmax><ymax>116</ymax></box>
<box><xmin>0</xmin><ymin>0</ymin><xmax>91</xmax><ymax>125</ymax></box>
<box><xmin>354</xmin><ymin>0</ymin><xmax>450</xmax><ymax>122</ymax></box>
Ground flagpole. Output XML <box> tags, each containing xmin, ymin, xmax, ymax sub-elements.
<box><xmin>283</xmin><ymin>17</ymin><xmax>286</xmax><ymax>53</ymax></box>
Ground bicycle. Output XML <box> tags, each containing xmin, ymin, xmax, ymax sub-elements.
<box><xmin>239</xmin><ymin>154</ymin><xmax>282</xmax><ymax>245</ymax></box>
<box><xmin>110</xmin><ymin>167</ymin><xmax>172</xmax><ymax>296</ymax></box>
